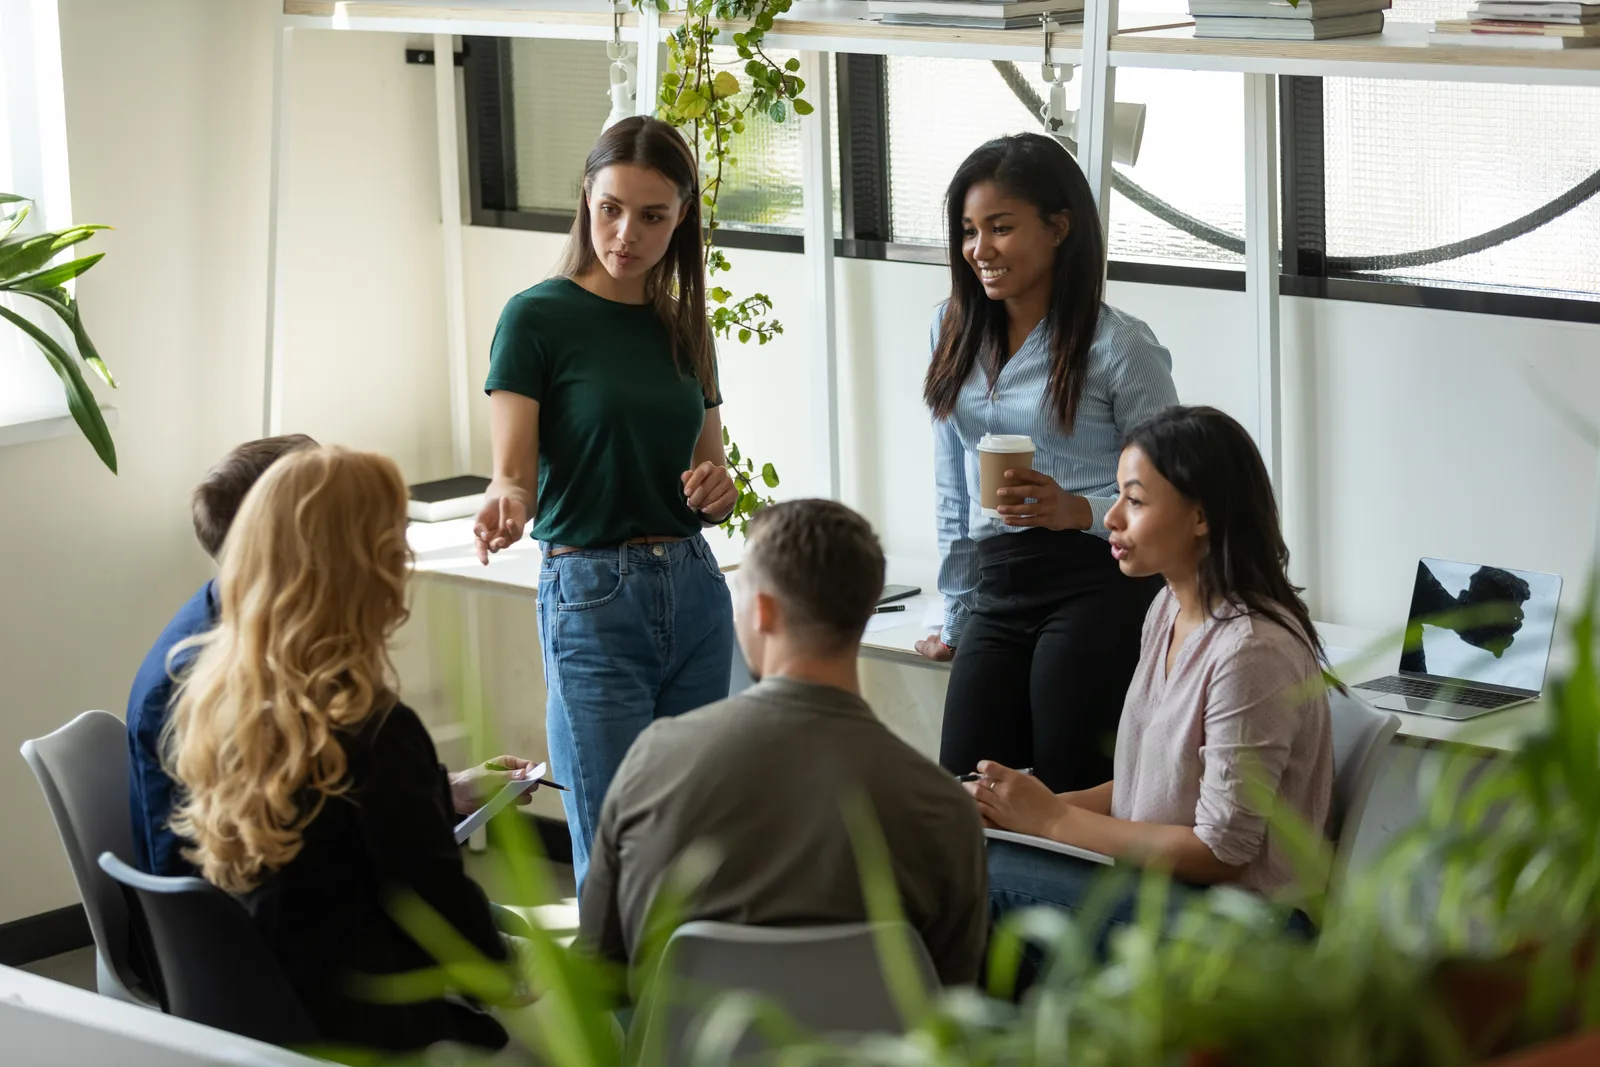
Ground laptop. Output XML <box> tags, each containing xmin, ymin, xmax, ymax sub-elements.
<box><xmin>1354</xmin><ymin>558</ymin><xmax>1562</xmax><ymax>721</ymax></box>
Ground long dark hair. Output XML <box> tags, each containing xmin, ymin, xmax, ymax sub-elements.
<box><xmin>555</xmin><ymin>116</ymin><xmax>716</xmax><ymax>402</ymax></box>
<box><xmin>925</xmin><ymin>134</ymin><xmax>1104</xmax><ymax>431</ymax></box>
<box><xmin>1125</xmin><ymin>406</ymin><xmax>1330</xmax><ymax>670</ymax></box>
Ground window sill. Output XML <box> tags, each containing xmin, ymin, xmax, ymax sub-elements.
<box><xmin>0</xmin><ymin>406</ymin><xmax>118</xmax><ymax>450</ymax></box>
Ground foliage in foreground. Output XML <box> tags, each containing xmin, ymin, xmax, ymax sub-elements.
<box><xmin>342</xmin><ymin>584</ymin><xmax>1600</xmax><ymax>1067</ymax></box>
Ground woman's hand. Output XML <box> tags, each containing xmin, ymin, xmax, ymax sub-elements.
<box><xmin>682</xmin><ymin>461</ymin><xmax>738</xmax><ymax>523</ymax></box>
<box><xmin>995</xmin><ymin>469</ymin><xmax>1092</xmax><ymax>531</ymax></box>
<box><xmin>964</xmin><ymin>760</ymin><xmax>1067</xmax><ymax>838</ymax></box>
<box><xmin>474</xmin><ymin>484</ymin><xmax>531</xmax><ymax>565</ymax></box>
<box><xmin>915</xmin><ymin>635</ymin><xmax>955</xmax><ymax>662</ymax></box>
<box><xmin>448</xmin><ymin>755</ymin><xmax>540</xmax><ymax>815</ymax></box>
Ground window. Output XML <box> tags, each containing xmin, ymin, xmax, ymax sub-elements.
<box><xmin>1285</xmin><ymin>0</ymin><xmax>1600</xmax><ymax>307</ymax></box>
<box><xmin>465</xmin><ymin>24</ymin><xmax>1600</xmax><ymax>320</ymax></box>
<box><xmin>470</xmin><ymin>37</ymin><xmax>805</xmax><ymax>236</ymax></box>
<box><xmin>878</xmin><ymin>57</ymin><xmax>1245</xmax><ymax>270</ymax></box>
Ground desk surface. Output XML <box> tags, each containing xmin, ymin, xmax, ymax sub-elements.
<box><xmin>407</xmin><ymin>518</ymin><xmax>746</xmax><ymax>598</ymax></box>
<box><xmin>409</xmin><ymin>522</ymin><xmax>1551</xmax><ymax>755</ymax></box>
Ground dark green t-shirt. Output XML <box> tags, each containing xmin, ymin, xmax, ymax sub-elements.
<box><xmin>484</xmin><ymin>277</ymin><xmax>720</xmax><ymax>548</ymax></box>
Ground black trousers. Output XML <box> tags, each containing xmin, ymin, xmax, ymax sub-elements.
<box><xmin>939</xmin><ymin>528</ymin><xmax>1163</xmax><ymax>793</ymax></box>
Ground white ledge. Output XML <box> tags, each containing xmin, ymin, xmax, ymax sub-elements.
<box><xmin>0</xmin><ymin>405</ymin><xmax>119</xmax><ymax>450</ymax></box>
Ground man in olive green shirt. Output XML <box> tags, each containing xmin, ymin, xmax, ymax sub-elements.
<box><xmin>578</xmin><ymin>500</ymin><xmax>988</xmax><ymax>986</ymax></box>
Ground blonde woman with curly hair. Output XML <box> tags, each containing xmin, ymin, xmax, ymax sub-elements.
<box><xmin>165</xmin><ymin>446</ymin><xmax>509</xmax><ymax>1055</ymax></box>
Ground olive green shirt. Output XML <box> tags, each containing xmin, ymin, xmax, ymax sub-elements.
<box><xmin>484</xmin><ymin>277</ymin><xmax>720</xmax><ymax>548</ymax></box>
<box><xmin>578</xmin><ymin>678</ymin><xmax>990</xmax><ymax>986</ymax></box>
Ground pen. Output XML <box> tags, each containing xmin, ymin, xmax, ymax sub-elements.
<box><xmin>873</xmin><ymin>603</ymin><xmax>907</xmax><ymax>614</ymax></box>
<box><xmin>957</xmin><ymin>767</ymin><xmax>1034</xmax><ymax>782</ymax></box>
<box><xmin>485</xmin><ymin>761</ymin><xmax>571</xmax><ymax>791</ymax></box>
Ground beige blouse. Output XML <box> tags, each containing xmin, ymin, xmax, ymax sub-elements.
<box><xmin>1111</xmin><ymin>587</ymin><xmax>1333</xmax><ymax>894</ymax></box>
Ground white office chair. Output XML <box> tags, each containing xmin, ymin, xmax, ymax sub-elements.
<box><xmin>20</xmin><ymin>710</ymin><xmax>156</xmax><ymax>1006</ymax></box>
<box><xmin>628</xmin><ymin>921</ymin><xmax>938</xmax><ymax>1066</ymax></box>
<box><xmin>1327</xmin><ymin>687</ymin><xmax>1401</xmax><ymax>887</ymax></box>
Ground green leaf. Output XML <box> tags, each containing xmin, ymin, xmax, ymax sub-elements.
<box><xmin>656</xmin><ymin>0</ymin><xmax>668</xmax><ymax>10</ymax></box>
<box><xmin>793</xmin><ymin>97</ymin><xmax>814</xmax><ymax>116</ymax></box>
<box><xmin>0</xmin><ymin>193</ymin><xmax>30</xmax><ymax>204</ymax></box>
<box><xmin>738</xmin><ymin>328</ymin><xmax>752</xmax><ymax>343</ymax></box>
<box><xmin>5</xmin><ymin>252</ymin><xmax>104</xmax><ymax>292</ymax></box>
<box><xmin>0</xmin><ymin>225</ymin><xmax>107</xmax><ymax>281</ymax></box>
<box><xmin>768</xmin><ymin>100</ymin><xmax>786</xmax><ymax>123</ymax></box>
<box><xmin>0</xmin><ymin>303</ymin><xmax>116</xmax><ymax>473</ymax></box>
<box><xmin>761</xmin><ymin>462</ymin><xmax>779</xmax><ymax>488</ymax></box>
<box><xmin>712</xmin><ymin>70</ymin><xmax>740</xmax><ymax>99</ymax></box>
<box><xmin>784</xmin><ymin>57</ymin><xmax>800</xmax><ymax>71</ymax></box>
<box><xmin>16</xmin><ymin>287</ymin><xmax>116</xmax><ymax>388</ymax></box>
<box><xmin>722</xmin><ymin>425</ymin><xmax>731</xmax><ymax>446</ymax></box>
<box><xmin>1</xmin><ymin>202</ymin><xmax>29</xmax><ymax>240</ymax></box>
<box><xmin>728</xmin><ymin>442</ymin><xmax>741</xmax><ymax>465</ymax></box>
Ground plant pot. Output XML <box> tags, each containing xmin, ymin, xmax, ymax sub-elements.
<box><xmin>1431</xmin><ymin>933</ymin><xmax>1597</xmax><ymax>1060</ymax></box>
<box><xmin>1479</xmin><ymin>1029</ymin><xmax>1600</xmax><ymax>1066</ymax></box>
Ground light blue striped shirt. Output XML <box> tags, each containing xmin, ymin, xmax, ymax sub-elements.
<box><xmin>933</xmin><ymin>304</ymin><xmax>1178</xmax><ymax>647</ymax></box>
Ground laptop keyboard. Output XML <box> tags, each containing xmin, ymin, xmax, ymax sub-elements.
<box><xmin>1356</xmin><ymin>675</ymin><xmax>1524</xmax><ymax>710</ymax></box>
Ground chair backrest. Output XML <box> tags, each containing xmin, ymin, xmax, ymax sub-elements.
<box><xmin>19</xmin><ymin>710</ymin><xmax>152</xmax><ymax>1006</ymax></box>
<box><xmin>97</xmin><ymin>853</ymin><xmax>318</xmax><ymax>1049</ymax></box>
<box><xmin>630</xmin><ymin>921</ymin><xmax>938</xmax><ymax>1066</ymax></box>
<box><xmin>1327</xmin><ymin>687</ymin><xmax>1401</xmax><ymax>883</ymax></box>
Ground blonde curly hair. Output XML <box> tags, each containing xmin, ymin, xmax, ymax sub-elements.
<box><xmin>165</xmin><ymin>446</ymin><xmax>413</xmax><ymax>893</ymax></box>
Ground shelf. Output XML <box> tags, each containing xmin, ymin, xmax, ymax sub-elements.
<box><xmin>659</xmin><ymin>1</ymin><xmax>1087</xmax><ymax>62</ymax></box>
<box><xmin>283</xmin><ymin>0</ymin><xmax>641</xmax><ymax>42</ymax></box>
<box><xmin>1111</xmin><ymin>21</ymin><xmax>1600</xmax><ymax>87</ymax></box>
<box><xmin>282</xmin><ymin>0</ymin><xmax>1089</xmax><ymax>61</ymax></box>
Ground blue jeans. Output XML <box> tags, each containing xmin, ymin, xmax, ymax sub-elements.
<box><xmin>538</xmin><ymin>536</ymin><xmax>734</xmax><ymax>889</ymax></box>
<box><xmin>987</xmin><ymin>841</ymin><xmax>1314</xmax><ymax>975</ymax></box>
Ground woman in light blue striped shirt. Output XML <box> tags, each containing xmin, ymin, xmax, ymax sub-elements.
<box><xmin>918</xmin><ymin>133</ymin><xmax>1178</xmax><ymax>793</ymax></box>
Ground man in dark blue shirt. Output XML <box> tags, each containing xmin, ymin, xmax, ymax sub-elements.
<box><xmin>128</xmin><ymin>435</ymin><xmax>545</xmax><ymax>875</ymax></box>
<box><xmin>126</xmin><ymin>435</ymin><xmax>315</xmax><ymax>874</ymax></box>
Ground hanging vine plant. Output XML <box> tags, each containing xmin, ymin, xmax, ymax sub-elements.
<box><xmin>632</xmin><ymin>0</ymin><xmax>811</xmax><ymax>536</ymax></box>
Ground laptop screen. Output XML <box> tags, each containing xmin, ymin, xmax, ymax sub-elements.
<box><xmin>1399</xmin><ymin>558</ymin><xmax>1562</xmax><ymax>693</ymax></box>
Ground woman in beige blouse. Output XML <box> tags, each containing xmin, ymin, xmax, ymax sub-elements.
<box><xmin>968</xmin><ymin>405</ymin><xmax>1333</xmax><ymax>939</ymax></box>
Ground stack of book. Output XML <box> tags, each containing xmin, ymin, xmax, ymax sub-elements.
<box><xmin>1430</xmin><ymin>1</ymin><xmax>1600</xmax><ymax>49</ymax></box>
<box><xmin>1189</xmin><ymin>0</ymin><xmax>1388</xmax><ymax>40</ymax></box>
<box><xmin>867</xmin><ymin>0</ymin><xmax>1084</xmax><ymax>30</ymax></box>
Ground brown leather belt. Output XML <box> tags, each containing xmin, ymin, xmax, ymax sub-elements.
<box><xmin>546</xmin><ymin>535</ymin><xmax>689</xmax><ymax>559</ymax></box>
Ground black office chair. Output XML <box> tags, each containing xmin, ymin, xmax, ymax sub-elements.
<box><xmin>98</xmin><ymin>852</ymin><xmax>320</xmax><ymax>1049</ymax></box>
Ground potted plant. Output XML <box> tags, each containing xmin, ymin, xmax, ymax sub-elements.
<box><xmin>0</xmin><ymin>194</ymin><xmax>116</xmax><ymax>472</ymax></box>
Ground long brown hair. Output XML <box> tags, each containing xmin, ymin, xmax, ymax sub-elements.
<box><xmin>555</xmin><ymin>116</ymin><xmax>716</xmax><ymax>401</ymax></box>
<box><xmin>165</xmin><ymin>446</ymin><xmax>413</xmax><ymax>893</ymax></box>
<box><xmin>925</xmin><ymin>134</ymin><xmax>1104</xmax><ymax>432</ymax></box>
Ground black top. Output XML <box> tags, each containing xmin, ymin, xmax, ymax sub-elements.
<box><xmin>240</xmin><ymin>702</ymin><xmax>508</xmax><ymax>1054</ymax></box>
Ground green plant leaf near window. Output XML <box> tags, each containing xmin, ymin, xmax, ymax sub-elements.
<box><xmin>1</xmin><ymin>194</ymin><xmax>117</xmax><ymax>473</ymax></box>
<box><xmin>634</xmin><ymin>0</ymin><xmax>815</xmax><ymax>538</ymax></box>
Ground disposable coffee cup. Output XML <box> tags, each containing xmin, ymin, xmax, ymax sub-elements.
<box><xmin>978</xmin><ymin>434</ymin><xmax>1035</xmax><ymax>518</ymax></box>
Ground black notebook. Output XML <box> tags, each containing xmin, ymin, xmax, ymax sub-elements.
<box><xmin>408</xmin><ymin>475</ymin><xmax>491</xmax><ymax>523</ymax></box>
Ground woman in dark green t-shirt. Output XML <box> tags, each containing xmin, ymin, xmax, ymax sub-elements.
<box><xmin>476</xmin><ymin>117</ymin><xmax>737</xmax><ymax>888</ymax></box>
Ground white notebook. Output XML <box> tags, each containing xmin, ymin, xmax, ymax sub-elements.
<box><xmin>453</xmin><ymin>762</ymin><xmax>545</xmax><ymax>844</ymax></box>
<box><xmin>984</xmin><ymin>827</ymin><xmax>1113</xmax><ymax>866</ymax></box>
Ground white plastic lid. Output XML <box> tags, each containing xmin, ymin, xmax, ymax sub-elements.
<box><xmin>977</xmin><ymin>433</ymin><xmax>1035</xmax><ymax>453</ymax></box>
